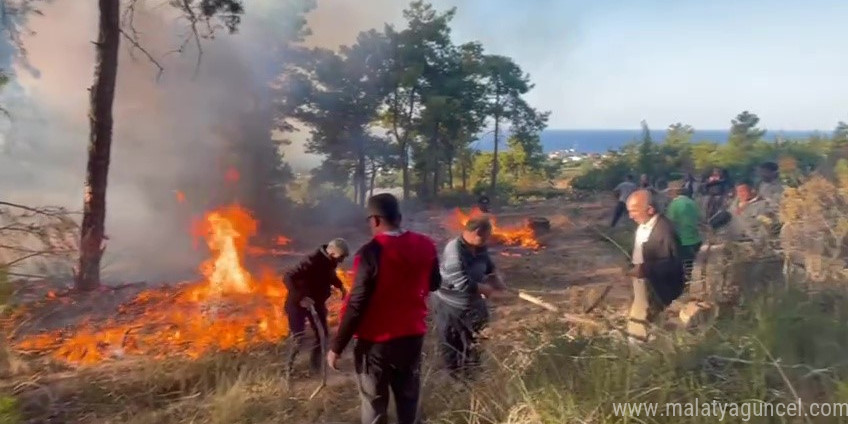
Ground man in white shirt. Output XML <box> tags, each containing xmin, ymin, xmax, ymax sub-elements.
<box><xmin>625</xmin><ymin>190</ymin><xmax>685</xmax><ymax>342</ymax></box>
<box><xmin>611</xmin><ymin>174</ymin><xmax>637</xmax><ymax>227</ymax></box>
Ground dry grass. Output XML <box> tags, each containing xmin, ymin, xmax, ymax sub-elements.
<box><xmin>6</xmin><ymin>178</ymin><xmax>848</xmax><ymax>423</ymax></box>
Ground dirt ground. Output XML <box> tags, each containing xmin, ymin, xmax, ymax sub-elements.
<box><xmin>3</xmin><ymin>195</ymin><xmax>654</xmax><ymax>423</ymax></box>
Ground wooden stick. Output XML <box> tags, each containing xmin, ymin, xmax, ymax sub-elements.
<box><xmin>307</xmin><ymin>304</ymin><xmax>327</xmax><ymax>400</ymax></box>
<box><xmin>516</xmin><ymin>290</ymin><xmax>559</xmax><ymax>312</ymax></box>
<box><xmin>510</xmin><ymin>289</ymin><xmax>607</xmax><ymax>328</ymax></box>
<box><xmin>583</xmin><ymin>284</ymin><xmax>612</xmax><ymax>314</ymax></box>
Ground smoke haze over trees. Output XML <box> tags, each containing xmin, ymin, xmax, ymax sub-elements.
<box><xmin>0</xmin><ymin>0</ymin><xmax>548</xmax><ymax>284</ymax></box>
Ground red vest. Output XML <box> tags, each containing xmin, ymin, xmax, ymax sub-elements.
<box><xmin>341</xmin><ymin>231</ymin><xmax>437</xmax><ymax>343</ymax></box>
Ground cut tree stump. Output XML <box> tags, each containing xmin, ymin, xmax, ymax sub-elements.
<box><xmin>526</xmin><ymin>217</ymin><xmax>550</xmax><ymax>236</ymax></box>
<box><xmin>679</xmin><ymin>301</ymin><xmax>717</xmax><ymax>329</ymax></box>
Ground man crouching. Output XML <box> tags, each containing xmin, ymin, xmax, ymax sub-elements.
<box><xmin>283</xmin><ymin>238</ymin><xmax>349</xmax><ymax>375</ymax></box>
<box><xmin>433</xmin><ymin>215</ymin><xmax>508</xmax><ymax>379</ymax></box>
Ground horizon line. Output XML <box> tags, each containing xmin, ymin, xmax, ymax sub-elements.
<box><xmin>537</xmin><ymin>128</ymin><xmax>826</xmax><ymax>132</ymax></box>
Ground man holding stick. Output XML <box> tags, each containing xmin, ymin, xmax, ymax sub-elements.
<box><xmin>328</xmin><ymin>194</ymin><xmax>440</xmax><ymax>424</ymax></box>
<box><xmin>625</xmin><ymin>189</ymin><xmax>685</xmax><ymax>342</ymax></box>
<box><xmin>432</xmin><ymin>215</ymin><xmax>508</xmax><ymax>379</ymax></box>
<box><xmin>283</xmin><ymin>238</ymin><xmax>349</xmax><ymax>376</ymax></box>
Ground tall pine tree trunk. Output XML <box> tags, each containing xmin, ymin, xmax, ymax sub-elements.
<box><xmin>400</xmin><ymin>141</ymin><xmax>409</xmax><ymax>200</ymax></box>
<box><xmin>448</xmin><ymin>156</ymin><xmax>454</xmax><ymax>189</ymax></box>
<box><xmin>76</xmin><ymin>0</ymin><xmax>120</xmax><ymax>292</ymax></box>
<box><xmin>353</xmin><ymin>181</ymin><xmax>359</xmax><ymax>205</ymax></box>
<box><xmin>490</xmin><ymin>91</ymin><xmax>501</xmax><ymax>194</ymax></box>
<box><xmin>369</xmin><ymin>159</ymin><xmax>377</xmax><ymax>198</ymax></box>
<box><xmin>356</xmin><ymin>151</ymin><xmax>367</xmax><ymax>206</ymax></box>
<box><xmin>430</xmin><ymin>124</ymin><xmax>440</xmax><ymax>197</ymax></box>
<box><xmin>461</xmin><ymin>158</ymin><xmax>467</xmax><ymax>191</ymax></box>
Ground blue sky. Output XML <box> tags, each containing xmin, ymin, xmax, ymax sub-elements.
<box><xmin>426</xmin><ymin>0</ymin><xmax>848</xmax><ymax>130</ymax></box>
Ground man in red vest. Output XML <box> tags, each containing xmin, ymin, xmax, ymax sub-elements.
<box><xmin>327</xmin><ymin>193</ymin><xmax>440</xmax><ymax>424</ymax></box>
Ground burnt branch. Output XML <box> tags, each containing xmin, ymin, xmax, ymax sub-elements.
<box><xmin>1</xmin><ymin>200</ymin><xmax>79</xmax><ymax>278</ymax></box>
<box><xmin>120</xmin><ymin>0</ymin><xmax>244</xmax><ymax>79</ymax></box>
<box><xmin>119</xmin><ymin>28</ymin><xmax>164</xmax><ymax>80</ymax></box>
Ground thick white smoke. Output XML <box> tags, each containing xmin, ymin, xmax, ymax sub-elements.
<box><xmin>0</xmin><ymin>1</ymin><xmax>311</xmax><ymax>281</ymax></box>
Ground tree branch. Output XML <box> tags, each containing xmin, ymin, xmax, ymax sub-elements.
<box><xmin>119</xmin><ymin>28</ymin><xmax>164</xmax><ymax>81</ymax></box>
<box><xmin>178</xmin><ymin>0</ymin><xmax>204</xmax><ymax>78</ymax></box>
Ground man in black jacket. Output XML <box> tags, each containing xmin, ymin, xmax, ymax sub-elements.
<box><xmin>284</xmin><ymin>238</ymin><xmax>349</xmax><ymax>374</ymax></box>
<box><xmin>625</xmin><ymin>189</ymin><xmax>685</xmax><ymax>342</ymax></box>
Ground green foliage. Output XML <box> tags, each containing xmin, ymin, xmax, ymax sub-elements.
<box><xmin>0</xmin><ymin>267</ymin><xmax>9</xmax><ymax>308</ymax></box>
<box><xmin>729</xmin><ymin>110</ymin><xmax>766</xmax><ymax>147</ymax></box>
<box><xmin>278</xmin><ymin>1</ymin><xmax>546</xmax><ymax>202</ymax></box>
<box><xmin>0</xmin><ymin>395</ymin><xmax>20</xmax><ymax>424</ymax></box>
<box><xmin>572</xmin><ymin>112</ymin><xmax>837</xmax><ymax>191</ymax></box>
<box><xmin>571</xmin><ymin>151</ymin><xmax>634</xmax><ymax>191</ymax></box>
<box><xmin>834</xmin><ymin>121</ymin><xmax>848</xmax><ymax>145</ymax></box>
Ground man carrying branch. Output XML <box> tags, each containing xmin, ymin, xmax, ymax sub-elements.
<box><xmin>433</xmin><ymin>215</ymin><xmax>508</xmax><ymax>379</ymax></box>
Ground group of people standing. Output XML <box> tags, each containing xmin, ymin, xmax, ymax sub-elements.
<box><xmin>611</xmin><ymin>162</ymin><xmax>784</xmax><ymax>342</ymax></box>
<box><xmin>283</xmin><ymin>193</ymin><xmax>505</xmax><ymax>424</ymax></box>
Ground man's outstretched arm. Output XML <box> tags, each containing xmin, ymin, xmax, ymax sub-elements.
<box><xmin>330</xmin><ymin>242</ymin><xmax>379</xmax><ymax>355</ymax></box>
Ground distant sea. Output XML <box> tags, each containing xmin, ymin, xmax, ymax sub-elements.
<box><xmin>473</xmin><ymin>129</ymin><xmax>820</xmax><ymax>154</ymax></box>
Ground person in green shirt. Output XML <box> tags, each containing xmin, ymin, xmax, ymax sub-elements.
<box><xmin>665</xmin><ymin>180</ymin><xmax>702</xmax><ymax>281</ymax></box>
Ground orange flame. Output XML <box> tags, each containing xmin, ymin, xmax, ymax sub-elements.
<box><xmin>445</xmin><ymin>207</ymin><xmax>540</xmax><ymax>249</ymax></box>
<box><xmin>336</xmin><ymin>268</ymin><xmax>354</xmax><ymax>292</ymax></box>
<box><xmin>175</xmin><ymin>190</ymin><xmax>186</xmax><ymax>203</ymax></box>
<box><xmin>16</xmin><ymin>204</ymin><xmax>291</xmax><ymax>365</ymax></box>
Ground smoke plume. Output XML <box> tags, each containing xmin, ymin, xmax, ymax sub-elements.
<box><xmin>0</xmin><ymin>0</ymin><xmax>313</xmax><ymax>282</ymax></box>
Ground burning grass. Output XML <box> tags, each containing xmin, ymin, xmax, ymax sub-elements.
<box><xmin>445</xmin><ymin>207</ymin><xmax>542</xmax><ymax>250</ymax></box>
<box><xmin>10</xmin><ymin>204</ymin><xmax>352</xmax><ymax>366</ymax></box>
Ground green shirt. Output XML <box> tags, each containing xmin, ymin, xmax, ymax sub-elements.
<box><xmin>666</xmin><ymin>195</ymin><xmax>702</xmax><ymax>246</ymax></box>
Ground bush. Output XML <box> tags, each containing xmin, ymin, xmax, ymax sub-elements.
<box><xmin>439</xmin><ymin>287</ymin><xmax>848</xmax><ymax>423</ymax></box>
<box><xmin>0</xmin><ymin>396</ymin><xmax>20</xmax><ymax>424</ymax></box>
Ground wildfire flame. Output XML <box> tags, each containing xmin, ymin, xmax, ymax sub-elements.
<box><xmin>445</xmin><ymin>207</ymin><xmax>541</xmax><ymax>249</ymax></box>
<box><xmin>16</xmin><ymin>204</ymin><xmax>296</xmax><ymax>365</ymax></box>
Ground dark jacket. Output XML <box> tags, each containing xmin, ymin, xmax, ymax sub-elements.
<box><xmin>284</xmin><ymin>245</ymin><xmax>343</xmax><ymax>304</ymax></box>
<box><xmin>331</xmin><ymin>231</ymin><xmax>440</xmax><ymax>354</ymax></box>
<box><xmin>641</xmin><ymin>215</ymin><xmax>686</xmax><ymax>306</ymax></box>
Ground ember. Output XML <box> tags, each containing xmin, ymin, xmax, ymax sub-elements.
<box><xmin>15</xmin><ymin>204</ymin><xmax>296</xmax><ymax>365</ymax></box>
<box><xmin>445</xmin><ymin>207</ymin><xmax>541</xmax><ymax>249</ymax></box>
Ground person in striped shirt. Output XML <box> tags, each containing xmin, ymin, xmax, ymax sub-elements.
<box><xmin>432</xmin><ymin>215</ymin><xmax>508</xmax><ymax>378</ymax></box>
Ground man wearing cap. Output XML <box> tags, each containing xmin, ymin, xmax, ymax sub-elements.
<box><xmin>665</xmin><ymin>180</ymin><xmax>702</xmax><ymax>281</ymax></box>
<box><xmin>328</xmin><ymin>193</ymin><xmax>440</xmax><ymax>424</ymax></box>
<box><xmin>433</xmin><ymin>215</ymin><xmax>508</xmax><ymax>378</ymax></box>
<box><xmin>283</xmin><ymin>238</ymin><xmax>349</xmax><ymax>375</ymax></box>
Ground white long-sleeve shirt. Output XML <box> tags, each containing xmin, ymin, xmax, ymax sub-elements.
<box><xmin>632</xmin><ymin>215</ymin><xmax>659</xmax><ymax>265</ymax></box>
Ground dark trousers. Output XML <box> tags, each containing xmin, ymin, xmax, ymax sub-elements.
<box><xmin>434</xmin><ymin>301</ymin><xmax>489</xmax><ymax>379</ymax></box>
<box><xmin>285</xmin><ymin>300</ymin><xmax>327</xmax><ymax>371</ymax></box>
<box><xmin>611</xmin><ymin>201</ymin><xmax>627</xmax><ymax>227</ymax></box>
<box><xmin>354</xmin><ymin>336</ymin><xmax>424</xmax><ymax>424</ymax></box>
<box><xmin>680</xmin><ymin>242</ymin><xmax>702</xmax><ymax>282</ymax></box>
<box><xmin>706</xmin><ymin>194</ymin><xmax>725</xmax><ymax>221</ymax></box>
